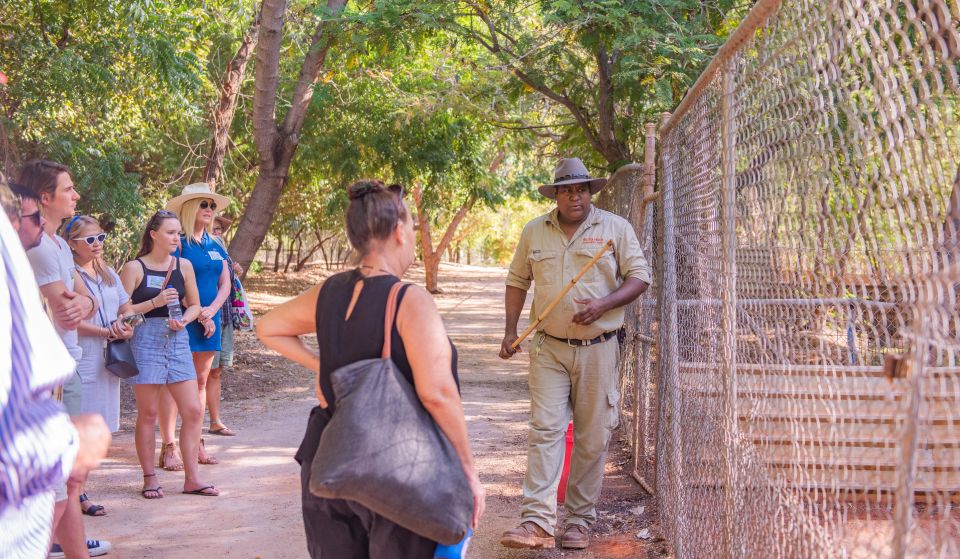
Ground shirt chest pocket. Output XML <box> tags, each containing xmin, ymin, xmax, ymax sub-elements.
<box><xmin>572</xmin><ymin>248</ymin><xmax>617</xmax><ymax>286</ymax></box>
<box><xmin>528</xmin><ymin>251</ymin><xmax>559</xmax><ymax>286</ymax></box>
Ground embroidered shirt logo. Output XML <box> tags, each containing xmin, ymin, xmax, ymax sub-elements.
<box><xmin>581</xmin><ymin>237</ymin><xmax>605</xmax><ymax>245</ymax></box>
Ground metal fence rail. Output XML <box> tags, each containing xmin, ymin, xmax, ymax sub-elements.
<box><xmin>618</xmin><ymin>0</ymin><xmax>960</xmax><ymax>556</ymax></box>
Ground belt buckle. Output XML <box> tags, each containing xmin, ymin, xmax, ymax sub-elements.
<box><xmin>567</xmin><ymin>337</ymin><xmax>577</xmax><ymax>347</ymax></box>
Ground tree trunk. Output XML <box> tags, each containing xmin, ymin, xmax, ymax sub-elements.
<box><xmin>229</xmin><ymin>0</ymin><xmax>347</xmax><ymax>274</ymax></box>
<box><xmin>412</xmin><ymin>185</ymin><xmax>477</xmax><ymax>294</ymax></box>
<box><xmin>203</xmin><ymin>8</ymin><xmax>261</xmax><ymax>189</ymax></box>
<box><xmin>273</xmin><ymin>236</ymin><xmax>283</xmax><ymax>272</ymax></box>
<box><xmin>300</xmin><ymin>230</ymin><xmax>334</xmax><ymax>271</ymax></box>
<box><xmin>283</xmin><ymin>230</ymin><xmax>298</xmax><ymax>273</ymax></box>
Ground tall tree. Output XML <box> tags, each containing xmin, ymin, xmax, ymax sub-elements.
<box><xmin>444</xmin><ymin>0</ymin><xmax>743</xmax><ymax>170</ymax></box>
<box><xmin>229</xmin><ymin>0</ymin><xmax>347</xmax><ymax>272</ymax></box>
<box><xmin>204</xmin><ymin>7</ymin><xmax>261</xmax><ymax>189</ymax></box>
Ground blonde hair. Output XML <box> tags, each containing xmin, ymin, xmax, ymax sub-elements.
<box><xmin>177</xmin><ymin>198</ymin><xmax>214</xmax><ymax>245</ymax></box>
<box><xmin>65</xmin><ymin>215</ymin><xmax>116</xmax><ymax>286</ymax></box>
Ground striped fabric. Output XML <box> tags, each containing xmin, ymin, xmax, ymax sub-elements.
<box><xmin>0</xmin><ymin>215</ymin><xmax>78</xmax><ymax>552</ymax></box>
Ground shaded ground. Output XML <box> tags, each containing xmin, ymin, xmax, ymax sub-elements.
<box><xmin>93</xmin><ymin>263</ymin><xmax>663</xmax><ymax>558</ymax></box>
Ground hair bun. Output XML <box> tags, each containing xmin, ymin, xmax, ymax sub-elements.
<box><xmin>347</xmin><ymin>180</ymin><xmax>385</xmax><ymax>200</ymax></box>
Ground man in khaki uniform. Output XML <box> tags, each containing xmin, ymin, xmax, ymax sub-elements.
<box><xmin>499</xmin><ymin>158</ymin><xmax>650</xmax><ymax>550</ymax></box>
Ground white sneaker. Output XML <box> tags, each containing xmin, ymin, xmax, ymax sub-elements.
<box><xmin>49</xmin><ymin>539</ymin><xmax>112</xmax><ymax>558</ymax></box>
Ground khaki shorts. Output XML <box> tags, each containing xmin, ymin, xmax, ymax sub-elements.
<box><xmin>212</xmin><ymin>323</ymin><xmax>234</xmax><ymax>369</ymax></box>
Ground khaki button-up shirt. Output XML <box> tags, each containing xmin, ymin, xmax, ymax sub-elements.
<box><xmin>506</xmin><ymin>206</ymin><xmax>651</xmax><ymax>340</ymax></box>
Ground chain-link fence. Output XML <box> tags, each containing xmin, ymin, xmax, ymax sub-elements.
<box><xmin>627</xmin><ymin>0</ymin><xmax>960</xmax><ymax>556</ymax></box>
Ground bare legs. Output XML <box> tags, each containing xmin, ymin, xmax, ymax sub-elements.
<box><xmin>51</xmin><ymin>481</ymin><xmax>89</xmax><ymax>558</ymax></box>
<box><xmin>207</xmin><ymin>365</ymin><xmax>224</xmax><ymax>430</ymax></box>
<box><xmin>156</xmin><ymin>352</ymin><xmax>218</xmax><ymax>463</ymax></box>
<box><xmin>133</xmin><ymin>382</ymin><xmax>218</xmax><ymax>495</ymax></box>
<box><xmin>157</xmin><ymin>387</ymin><xmax>183</xmax><ymax>470</ymax></box>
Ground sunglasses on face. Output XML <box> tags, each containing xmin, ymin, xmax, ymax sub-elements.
<box><xmin>199</xmin><ymin>200</ymin><xmax>217</xmax><ymax>210</ymax></box>
<box><xmin>20</xmin><ymin>211</ymin><xmax>41</xmax><ymax>228</ymax></box>
<box><xmin>79</xmin><ymin>233</ymin><xmax>107</xmax><ymax>245</ymax></box>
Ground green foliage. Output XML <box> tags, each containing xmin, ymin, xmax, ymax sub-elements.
<box><xmin>0</xmin><ymin>0</ymin><xmax>256</xmax><ymax>260</ymax></box>
<box><xmin>0</xmin><ymin>0</ymin><xmax>748</xmax><ymax>268</ymax></box>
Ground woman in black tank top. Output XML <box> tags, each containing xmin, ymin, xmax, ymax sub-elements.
<box><xmin>257</xmin><ymin>180</ymin><xmax>484</xmax><ymax>558</ymax></box>
<box><xmin>119</xmin><ymin>211</ymin><xmax>220</xmax><ymax>499</ymax></box>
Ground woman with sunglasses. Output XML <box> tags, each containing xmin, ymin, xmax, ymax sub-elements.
<box><xmin>66</xmin><ymin>215</ymin><xmax>136</xmax><ymax>515</ymax></box>
<box><xmin>119</xmin><ymin>210</ymin><xmax>219</xmax><ymax>498</ymax></box>
<box><xmin>160</xmin><ymin>183</ymin><xmax>233</xmax><ymax>468</ymax></box>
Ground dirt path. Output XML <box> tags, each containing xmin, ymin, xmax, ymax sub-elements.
<box><xmin>85</xmin><ymin>264</ymin><xmax>657</xmax><ymax>558</ymax></box>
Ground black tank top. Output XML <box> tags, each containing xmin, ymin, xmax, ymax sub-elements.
<box><xmin>315</xmin><ymin>269</ymin><xmax>459</xmax><ymax>412</ymax></box>
<box><xmin>131</xmin><ymin>257</ymin><xmax>187</xmax><ymax>318</ymax></box>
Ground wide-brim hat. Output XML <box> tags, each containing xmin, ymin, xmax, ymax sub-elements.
<box><xmin>538</xmin><ymin>158</ymin><xmax>608</xmax><ymax>199</ymax></box>
<box><xmin>165</xmin><ymin>182</ymin><xmax>231</xmax><ymax>216</ymax></box>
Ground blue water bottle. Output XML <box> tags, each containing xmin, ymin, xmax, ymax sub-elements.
<box><xmin>434</xmin><ymin>529</ymin><xmax>472</xmax><ymax>559</ymax></box>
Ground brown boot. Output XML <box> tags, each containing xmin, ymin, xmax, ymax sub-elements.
<box><xmin>500</xmin><ymin>521</ymin><xmax>555</xmax><ymax>549</ymax></box>
<box><xmin>560</xmin><ymin>524</ymin><xmax>590</xmax><ymax>550</ymax></box>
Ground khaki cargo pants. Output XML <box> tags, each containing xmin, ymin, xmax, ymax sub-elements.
<box><xmin>520</xmin><ymin>332</ymin><xmax>620</xmax><ymax>535</ymax></box>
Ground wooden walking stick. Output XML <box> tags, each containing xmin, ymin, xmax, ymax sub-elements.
<box><xmin>512</xmin><ymin>239</ymin><xmax>615</xmax><ymax>349</ymax></box>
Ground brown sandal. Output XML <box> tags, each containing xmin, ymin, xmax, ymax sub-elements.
<box><xmin>159</xmin><ymin>442</ymin><xmax>184</xmax><ymax>471</ymax></box>
<box><xmin>198</xmin><ymin>438</ymin><xmax>219</xmax><ymax>465</ymax></box>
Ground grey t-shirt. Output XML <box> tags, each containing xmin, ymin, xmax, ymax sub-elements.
<box><xmin>27</xmin><ymin>233</ymin><xmax>82</xmax><ymax>362</ymax></box>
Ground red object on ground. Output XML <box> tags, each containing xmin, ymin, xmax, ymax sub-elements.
<box><xmin>557</xmin><ymin>421</ymin><xmax>574</xmax><ymax>503</ymax></box>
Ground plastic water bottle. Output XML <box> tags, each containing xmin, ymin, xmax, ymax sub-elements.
<box><xmin>434</xmin><ymin>529</ymin><xmax>472</xmax><ymax>559</ymax></box>
<box><xmin>166</xmin><ymin>285</ymin><xmax>183</xmax><ymax>323</ymax></box>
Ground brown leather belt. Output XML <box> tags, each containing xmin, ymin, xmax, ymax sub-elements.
<box><xmin>542</xmin><ymin>330</ymin><xmax>617</xmax><ymax>347</ymax></box>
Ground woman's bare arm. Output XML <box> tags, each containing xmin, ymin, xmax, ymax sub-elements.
<box><xmin>397</xmin><ymin>285</ymin><xmax>485</xmax><ymax>527</ymax></box>
<box><xmin>256</xmin><ymin>284</ymin><xmax>325</xmax><ymax>406</ymax></box>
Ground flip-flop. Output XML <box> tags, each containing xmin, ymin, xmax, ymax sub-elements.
<box><xmin>208</xmin><ymin>425</ymin><xmax>236</xmax><ymax>436</ymax></box>
<box><xmin>182</xmin><ymin>485</ymin><xmax>218</xmax><ymax>497</ymax></box>
<box><xmin>141</xmin><ymin>473</ymin><xmax>163</xmax><ymax>499</ymax></box>
<box><xmin>79</xmin><ymin>493</ymin><xmax>106</xmax><ymax>516</ymax></box>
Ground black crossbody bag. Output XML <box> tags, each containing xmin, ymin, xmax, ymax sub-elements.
<box><xmin>77</xmin><ymin>268</ymin><xmax>139</xmax><ymax>379</ymax></box>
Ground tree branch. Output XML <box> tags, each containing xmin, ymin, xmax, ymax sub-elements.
<box><xmin>278</xmin><ymin>0</ymin><xmax>347</xmax><ymax>145</ymax></box>
<box><xmin>204</xmin><ymin>6</ymin><xmax>261</xmax><ymax>189</ymax></box>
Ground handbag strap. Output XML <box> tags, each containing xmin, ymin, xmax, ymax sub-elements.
<box><xmin>381</xmin><ymin>282</ymin><xmax>404</xmax><ymax>360</ymax></box>
<box><xmin>161</xmin><ymin>255</ymin><xmax>176</xmax><ymax>289</ymax></box>
<box><xmin>75</xmin><ymin>267</ymin><xmax>108</xmax><ymax>328</ymax></box>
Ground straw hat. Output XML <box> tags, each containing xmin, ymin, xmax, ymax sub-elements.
<box><xmin>538</xmin><ymin>158</ymin><xmax>608</xmax><ymax>199</ymax></box>
<box><xmin>165</xmin><ymin>182</ymin><xmax>231</xmax><ymax>216</ymax></box>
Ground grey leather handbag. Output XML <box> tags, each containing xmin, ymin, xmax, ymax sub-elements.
<box><xmin>308</xmin><ymin>282</ymin><xmax>473</xmax><ymax>545</ymax></box>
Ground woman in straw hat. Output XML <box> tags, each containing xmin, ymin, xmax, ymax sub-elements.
<box><xmin>158</xmin><ymin>182</ymin><xmax>232</xmax><ymax>468</ymax></box>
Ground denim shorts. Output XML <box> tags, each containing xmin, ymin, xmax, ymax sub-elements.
<box><xmin>127</xmin><ymin>318</ymin><xmax>196</xmax><ymax>385</ymax></box>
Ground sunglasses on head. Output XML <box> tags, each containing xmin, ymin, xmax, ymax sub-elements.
<box><xmin>199</xmin><ymin>200</ymin><xmax>217</xmax><ymax>210</ymax></box>
<box><xmin>79</xmin><ymin>233</ymin><xmax>107</xmax><ymax>245</ymax></box>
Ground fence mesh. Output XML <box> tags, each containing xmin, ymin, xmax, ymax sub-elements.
<box><xmin>641</xmin><ymin>0</ymin><xmax>960</xmax><ymax>557</ymax></box>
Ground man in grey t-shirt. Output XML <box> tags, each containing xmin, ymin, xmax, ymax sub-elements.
<box><xmin>19</xmin><ymin>160</ymin><xmax>112</xmax><ymax>558</ymax></box>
